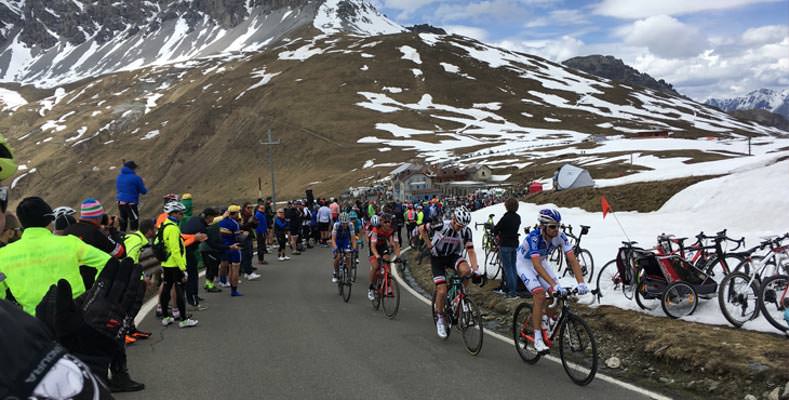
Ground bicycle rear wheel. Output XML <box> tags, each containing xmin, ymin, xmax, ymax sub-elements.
<box><xmin>549</xmin><ymin>247</ymin><xmax>563</xmax><ymax>275</ymax></box>
<box><xmin>559</xmin><ymin>313</ymin><xmax>598</xmax><ymax>386</ymax></box>
<box><xmin>595</xmin><ymin>260</ymin><xmax>620</xmax><ymax>304</ymax></box>
<box><xmin>337</xmin><ymin>265</ymin><xmax>345</xmax><ymax>297</ymax></box>
<box><xmin>431</xmin><ymin>290</ymin><xmax>451</xmax><ymax>340</ymax></box>
<box><xmin>382</xmin><ymin>274</ymin><xmax>400</xmax><ymax>319</ymax></box>
<box><xmin>342</xmin><ymin>265</ymin><xmax>352</xmax><ymax>303</ymax></box>
<box><xmin>718</xmin><ymin>272</ymin><xmax>759</xmax><ymax>327</ymax></box>
<box><xmin>575</xmin><ymin>249</ymin><xmax>595</xmax><ymax>283</ymax></box>
<box><xmin>371</xmin><ymin>275</ymin><xmax>382</xmax><ymax>311</ymax></box>
<box><xmin>512</xmin><ymin>302</ymin><xmax>540</xmax><ymax>364</ymax></box>
<box><xmin>704</xmin><ymin>254</ymin><xmax>742</xmax><ymax>285</ymax></box>
<box><xmin>758</xmin><ymin>274</ymin><xmax>789</xmax><ymax>333</ymax></box>
<box><xmin>460</xmin><ymin>297</ymin><xmax>483</xmax><ymax>355</ymax></box>
<box><xmin>488</xmin><ymin>251</ymin><xmax>502</xmax><ymax>281</ymax></box>
<box><xmin>634</xmin><ymin>270</ymin><xmax>660</xmax><ymax>311</ymax></box>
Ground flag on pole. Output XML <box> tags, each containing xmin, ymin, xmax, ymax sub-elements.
<box><xmin>601</xmin><ymin>195</ymin><xmax>612</xmax><ymax>219</ymax></box>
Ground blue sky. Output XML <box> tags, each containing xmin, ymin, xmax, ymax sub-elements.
<box><xmin>374</xmin><ymin>0</ymin><xmax>789</xmax><ymax>100</ymax></box>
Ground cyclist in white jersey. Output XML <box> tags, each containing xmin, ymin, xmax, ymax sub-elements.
<box><xmin>419</xmin><ymin>207</ymin><xmax>478</xmax><ymax>338</ymax></box>
<box><xmin>516</xmin><ymin>208</ymin><xmax>588</xmax><ymax>354</ymax></box>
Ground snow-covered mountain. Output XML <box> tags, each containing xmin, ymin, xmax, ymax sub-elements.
<box><xmin>0</xmin><ymin>0</ymin><xmax>404</xmax><ymax>87</ymax></box>
<box><xmin>706</xmin><ymin>88</ymin><xmax>789</xmax><ymax>120</ymax></box>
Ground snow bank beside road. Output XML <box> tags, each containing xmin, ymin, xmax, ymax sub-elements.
<box><xmin>470</xmin><ymin>160</ymin><xmax>789</xmax><ymax>333</ymax></box>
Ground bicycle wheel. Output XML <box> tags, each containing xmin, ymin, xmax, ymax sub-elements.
<box><xmin>661</xmin><ymin>281</ymin><xmax>698</xmax><ymax>319</ymax></box>
<box><xmin>382</xmin><ymin>273</ymin><xmax>400</xmax><ymax>319</ymax></box>
<box><xmin>460</xmin><ymin>297</ymin><xmax>484</xmax><ymax>356</ymax></box>
<box><xmin>337</xmin><ymin>265</ymin><xmax>345</xmax><ymax>297</ymax></box>
<box><xmin>595</xmin><ymin>260</ymin><xmax>620</xmax><ymax>304</ymax></box>
<box><xmin>431</xmin><ymin>290</ymin><xmax>451</xmax><ymax>340</ymax></box>
<box><xmin>758</xmin><ymin>274</ymin><xmax>789</xmax><ymax>333</ymax></box>
<box><xmin>351</xmin><ymin>256</ymin><xmax>358</xmax><ymax>283</ymax></box>
<box><xmin>558</xmin><ymin>313</ymin><xmax>598</xmax><ymax>386</ymax></box>
<box><xmin>634</xmin><ymin>270</ymin><xmax>660</xmax><ymax>311</ymax></box>
<box><xmin>704</xmin><ymin>254</ymin><xmax>743</xmax><ymax>285</ymax></box>
<box><xmin>342</xmin><ymin>265</ymin><xmax>352</xmax><ymax>303</ymax></box>
<box><xmin>489</xmin><ymin>252</ymin><xmax>502</xmax><ymax>281</ymax></box>
<box><xmin>717</xmin><ymin>272</ymin><xmax>759</xmax><ymax>327</ymax></box>
<box><xmin>512</xmin><ymin>302</ymin><xmax>541</xmax><ymax>364</ymax></box>
<box><xmin>574</xmin><ymin>249</ymin><xmax>595</xmax><ymax>283</ymax></box>
<box><xmin>733</xmin><ymin>256</ymin><xmax>761</xmax><ymax>275</ymax></box>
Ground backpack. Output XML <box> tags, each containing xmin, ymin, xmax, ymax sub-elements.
<box><xmin>153</xmin><ymin>223</ymin><xmax>173</xmax><ymax>262</ymax></box>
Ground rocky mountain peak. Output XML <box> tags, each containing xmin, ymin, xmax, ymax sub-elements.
<box><xmin>562</xmin><ymin>54</ymin><xmax>679</xmax><ymax>96</ymax></box>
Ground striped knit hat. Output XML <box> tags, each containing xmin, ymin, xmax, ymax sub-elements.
<box><xmin>80</xmin><ymin>198</ymin><xmax>104</xmax><ymax>219</ymax></box>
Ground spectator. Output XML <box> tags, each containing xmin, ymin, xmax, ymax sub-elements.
<box><xmin>274</xmin><ymin>208</ymin><xmax>290</xmax><ymax>261</ymax></box>
<box><xmin>64</xmin><ymin>199</ymin><xmax>125</xmax><ymax>290</ymax></box>
<box><xmin>0</xmin><ymin>212</ymin><xmax>20</xmax><ymax>247</ymax></box>
<box><xmin>255</xmin><ymin>203</ymin><xmax>269</xmax><ymax>265</ymax></box>
<box><xmin>218</xmin><ymin>205</ymin><xmax>246</xmax><ymax>296</ymax></box>
<box><xmin>201</xmin><ymin>215</ymin><xmax>237</xmax><ymax>293</ymax></box>
<box><xmin>239</xmin><ymin>202</ymin><xmax>261</xmax><ymax>280</ymax></box>
<box><xmin>493</xmin><ymin>198</ymin><xmax>521</xmax><ymax>297</ymax></box>
<box><xmin>317</xmin><ymin>201</ymin><xmax>331</xmax><ymax>246</ymax></box>
<box><xmin>287</xmin><ymin>201</ymin><xmax>302</xmax><ymax>254</ymax></box>
<box><xmin>180</xmin><ymin>208</ymin><xmax>216</xmax><ymax>308</ymax></box>
<box><xmin>115</xmin><ymin>161</ymin><xmax>147</xmax><ymax>232</ymax></box>
<box><xmin>157</xmin><ymin>201</ymin><xmax>198</xmax><ymax>328</ymax></box>
<box><xmin>329</xmin><ymin>198</ymin><xmax>340</xmax><ymax>222</ymax></box>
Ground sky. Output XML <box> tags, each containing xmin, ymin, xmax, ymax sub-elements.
<box><xmin>373</xmin><ymin>0</ymin><xmax>789</xmax><ymax>101</ymax></box>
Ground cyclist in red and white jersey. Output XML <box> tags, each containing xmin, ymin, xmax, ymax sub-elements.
<box><xmin>419</xmin><ymin>207</ymin><xmax>478</xmax><ymax>338</ymax></box>
<box><xmin>367</xmin><ymin>214</ymin><xmax>400</xmax><ymax>301</ymax></box>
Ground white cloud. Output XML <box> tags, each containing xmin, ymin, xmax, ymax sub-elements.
<box><xmin>616</xmin><ymin>15</ymin><xmax>708</xmax><ymax>58</ymax></box>
<box><xmin>525</xmin><ymin>8</ymin><xmax>590</xmax><ymax>28</ymax></box>
<box><xmin>496</xmin><ymin>35</ymin><xmax>586</xmax><ymax>62</ymax></box>
<box><xmin>742</xmin><ymin>25</ymin><xmax>789</xmax><ymax>45</ymax></box>
<box><xmin>444</xmin><ymin>25</ymin><xmax>490</xmax><ymax>42</ymax></box>
<box><xmin>594</xmin><ymin>0</ymin><xmax>782</xmax><ymax>19</ymax></box>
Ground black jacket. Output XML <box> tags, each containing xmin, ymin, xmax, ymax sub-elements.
<box><xmin>493</xmin><ymin>211</ymin><xmax>521</xmax><ymax>248</ymax></box>
<box><xmin>203</xmin><ymin>223</ymin><xmax>229</xmax><ymax>254</ymax></box>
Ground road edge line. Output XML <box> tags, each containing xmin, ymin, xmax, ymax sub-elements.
<box><xmin>393</xmin><ymin>247</ymin><xmax>672</xmax><ymax>400</ymax></box>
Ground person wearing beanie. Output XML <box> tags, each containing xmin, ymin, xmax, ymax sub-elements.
<box><xmin>115</xmin><ymin>160</ymin><xmax>147</xmax><ymax>232</ymax></box>
<box><xmin>64</xmin><ymin>198</ymin><xmax>125</xmax><ymax>261</ymax></box>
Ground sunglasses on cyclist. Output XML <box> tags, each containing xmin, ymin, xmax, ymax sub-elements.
<box><xmin>545</xmin><ymin>224</ymin><xmax>559</xmax><ymax>230</ymax></box>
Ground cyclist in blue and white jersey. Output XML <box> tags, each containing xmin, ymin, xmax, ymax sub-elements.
<box><xmin>331</xmin><ymin>212</ymin><xmax>356</xmax><ymax>283</ymax></box>
<box><xmin>516</xmin><ymin>208</ymin><xmax>589</xmax><ymax>354</ymax></box>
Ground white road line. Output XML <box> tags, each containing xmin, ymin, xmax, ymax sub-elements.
<box><xmin>393</xmin><ymin>247</ymin><xmax>672</xmax><ymax>400</ymax></box>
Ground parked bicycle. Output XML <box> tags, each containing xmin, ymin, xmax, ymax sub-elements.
<box><xmin>371</xmin><ymin>254</ymin><xmax>402</xmax><ymax>319</ymax></box>
<box><xmin>474</xmin><ymin>214</ymin><xmax>501</xmax><ymax>285</ymax></box>
<box><xmin>595</xmin><ymin>240</ymin><xmax>648</xmax><ymax>303</ymax></box>
<box><xmin>512</xmin><ymin>287</ymin><xmax>599</xmax><ymax>386</ymax></box>
<box><xmin>431</xmin><ymin>270</ymin><xmax>484</xmax><ymax>355</ymax></box>
<box><xmin>758</xmin><ymin>273</ymin><xmax>789</xmax><ymax>334</ymax></box>
<box><xmin>719</xmin><ymin>233</ymin><xmax>789</xmax><ymax>329</ymax></box>
<box><xmin>548</xmin><ymin>224</ymin><xmax>594</xmax><ymax>283</ymax></box>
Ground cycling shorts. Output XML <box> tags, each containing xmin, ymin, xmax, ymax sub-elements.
<box><xmin>516</xmin><ymin>256</ymin><xmax>558</xmax><ymax>293</ymax></box>
<box><xmin>333</xmin><ymin>241</ymin><xmax>352</xmax><ymax>254</ymax></box>
<box><xmin>430</xmin><ymin>254</ymin><xmax>466</xmax><ymax>285</ymax></box>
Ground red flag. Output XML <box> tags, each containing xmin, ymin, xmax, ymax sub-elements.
<box><xmin>601</xmin><ymin>195</ymin><xmax>612</xmax><ymax>220</ymax></box>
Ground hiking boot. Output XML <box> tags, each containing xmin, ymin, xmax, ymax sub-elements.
<box><xmin>109</xmin><ymin>372</ymin><xmax>145</xmax><ymax>393</ymax></box>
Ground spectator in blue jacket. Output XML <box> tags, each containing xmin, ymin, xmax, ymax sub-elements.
<box><xmin>255</xmin><ymin>203</ymin><xmax>268</xmax><ymax>264</ymax></box>
<box><xmin>115</xmin><ymin>161</ymin><xmax>147</xmax><ymax>232</ymax></box>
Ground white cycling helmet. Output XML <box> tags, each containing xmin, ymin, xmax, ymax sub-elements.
<box><xmin>339</xmin><ymin>212</ymin><xmax>350</xmax><ymax>224</ymax></box>
<box><xmin>50</xmin><ymin>206</ymin><xmax>76</xmax><ymax>219</ymax></box>
<box><xmin>370</xmin><ymin>215</ymin><xmax>380</xmax><ymax>227</ymax></box>
<box><xmin>163</xmin><ymin>201</ymin><xmax>186</xmax><ymax>214</ymax></box>
<box><xmin>453</xmin><ymin>207</ymin><xmax>471</xmax><ymax>227</ymax></box>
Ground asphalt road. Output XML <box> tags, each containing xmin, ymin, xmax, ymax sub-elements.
<box><xmin>120</xmin><ymin>247</ymin><xmax>653</xmax><ymax>400</ymax></box>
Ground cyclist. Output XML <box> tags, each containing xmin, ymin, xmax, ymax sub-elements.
<box><xmin>330</xmin><ymin>212</ymin><xmax>356</xmax><ymax>282</ymax></box>
<box><xmin>516</xmin><ymin>208</ymin><xmax>589</xmax><ymax>354</ymax></box>
<box><xmin>51</xmin><ymin>206</ymin><xmax>77</xmax><ymax>235</ymax></box>
<box><xmin>367</xmin><ymin>214</ymin><xmax>400</xmax><ymax>301</ymax></box>
<box><xmin>419</xmin><ymin>207</ymin><xmax>478</xmax><ymax>339</ymax></box>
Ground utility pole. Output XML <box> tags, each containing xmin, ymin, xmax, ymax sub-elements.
<box><xmin>261</xmin><ymin>128</ymin><xmax>280</xmax><ymax>205</ymax></box>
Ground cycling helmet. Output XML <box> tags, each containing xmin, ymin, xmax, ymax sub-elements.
<box><xmin>453</xmin><ymin>207</ymin><xmax>471</xmax><ymax>227</ymax></box>
<box><xmin>50</xmin><ymin>206</ymin><xmax>76</xmax><ymax>219</ymax></box>
<box><xmin>339</xmin><ymin>212</ymin><xmax>350</xmax><ymax>224</ymax></box>
<box><xmin>0</xmin><ymin>134</ymin><xmax>17</xmax><ymax>182</ymax></box>
<box><xmin>370</xmin><ymin>215</ymin><xmax>380</xmax><ymax>227</ymax></box>
<box><xmin>538</xmin><ymin>208</ymin><xmax>561</xmax><ymax>225</ymax></box>
<box><xmin>163</xmin><ymin>201</ymin><xmax>186</xmax><ymax>214</ymax></box>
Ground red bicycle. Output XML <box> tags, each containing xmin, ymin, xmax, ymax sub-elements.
<box><xmin>371</xmin><ymin>255</ymin><xmax>401</xmax><ymax>319</ymax></box>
